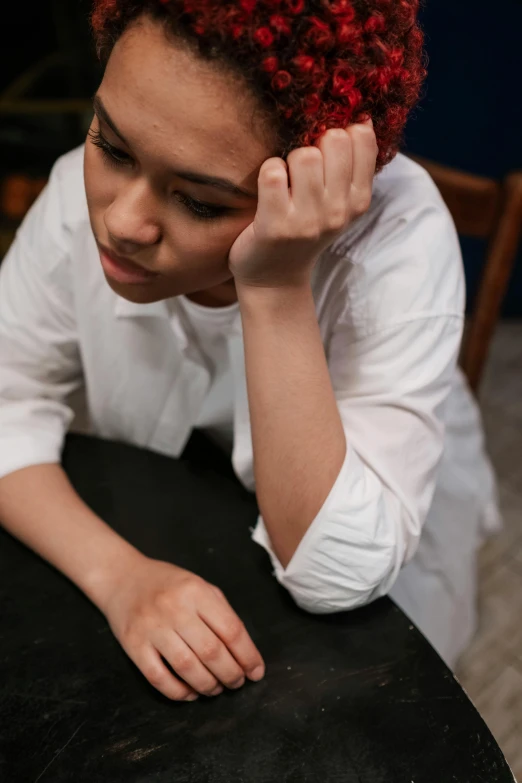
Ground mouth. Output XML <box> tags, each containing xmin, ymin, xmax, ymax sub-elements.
<box><xmin>97</xmin><ymin>243</ymin><xmax>159</xmax><ymax>285</ymax></box>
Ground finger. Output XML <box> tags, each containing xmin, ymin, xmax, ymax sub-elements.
<box><xmin>256</xmin><ymin>157</ymin><xmax>290</xmax><ymax>226</ymax></box>
<box><xmin>179</xmin><ymin>617</ymin><xmax>246</xmax><ymax>690</ymax></box>
<box><xmin>154</xmin><ymin>630</ymin><xmax>223</xmax><ymax>697</ymax></box>
<box><xmin>199</xmin><ymin>593</ymin><xmax>265</xmax><ymax>682</ymax></box>
<box><xmin>348</xmin><ymin>123</ymin><xmax>378</xmax><ymax>195</ymax></box>
<box><xmin>286</xmin><ymin>146</ymin><xmax>324</xmax><ymax>216</ymax></box>
<box><xmin>130</xmin><ymin>644</ymin><xmax>198</xmax><ymax>701</ymax></box>
<box><xmin>316</xmin><ymin>128</ymin><xmax>353</xmax><ymax>205</ymax></box>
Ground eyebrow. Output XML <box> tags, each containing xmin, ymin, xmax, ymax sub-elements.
<box><xmin>92</xmin><ymin>94</ymin><xmax>257</xmax><ymax>200</ymax></box>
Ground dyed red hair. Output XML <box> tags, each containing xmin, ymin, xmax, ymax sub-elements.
<box><xmin>91</xmin><ymin>0</ymin><xmax>426</xmax><ymax>171</ymax></box>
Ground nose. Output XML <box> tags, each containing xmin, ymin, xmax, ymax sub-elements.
<box><xmin>104</xmin><ymin>178</ymin><xmax>161</xmax><ymax>252</ymax></box>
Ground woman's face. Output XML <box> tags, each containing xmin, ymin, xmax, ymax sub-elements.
<box><xmin>84</xmin><ymin>14</ymin><xmax>276</xmax><ymax>304</ymax></box>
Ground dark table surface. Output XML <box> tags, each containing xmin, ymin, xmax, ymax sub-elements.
<box><xmin>0</xmin><ymin>433</ymin><xmax>514</xmax><ymax>782</ymax></box>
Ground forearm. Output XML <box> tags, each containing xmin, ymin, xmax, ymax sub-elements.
<box><xmin>0</xmin><ymin>463</ymin><xmax>142</xmax><ymax>613</ymax></box>
<box><xmin>237</xmin><ymin>282</ymin><xmax>347</xmax><ymax>568</ymax></box>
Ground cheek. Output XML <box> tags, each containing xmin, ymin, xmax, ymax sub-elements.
<box><xmin>168</xmin><ymin>214</ymin><xmax>253</xmax><ymax>270</ymax></box>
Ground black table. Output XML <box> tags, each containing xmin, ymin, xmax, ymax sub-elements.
<box><xmin>0</xmin><ymin>433</ymin><xmax>514</xmax><ymax>782</ymax></box>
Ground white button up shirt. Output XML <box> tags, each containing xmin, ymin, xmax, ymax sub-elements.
<box><xmin>0</xmin><ymin>145</ymin><xmax>499</xmax><ymax>666</ymax></box>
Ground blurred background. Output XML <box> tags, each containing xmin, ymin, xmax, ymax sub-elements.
<box><xmin>0</xmin><ymin>1</ymin><xmax>98</xmax><ymax>256</ymax></box>
<box><xmin>1</xmin><ymin>0</ymin><xmax>521</xmax><ymax>774</ymax></box>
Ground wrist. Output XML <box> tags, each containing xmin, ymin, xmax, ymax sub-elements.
<box><xmin>236</xmin><ymin>280</ymin><xmax>314</xmax><ymax>319</ymax></box>
<box><xmin>82</xmin><ymin>539</ymin><xmax>145</xmax><ymax>614</ymax></box>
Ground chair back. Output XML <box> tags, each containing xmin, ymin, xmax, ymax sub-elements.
<box><xmin>410</xmin><ymin>155</ymin><xmax>522</xmax><ymax>393</ymax></box>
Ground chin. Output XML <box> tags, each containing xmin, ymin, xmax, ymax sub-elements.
<box><xmin>103</xmin><ymin>274</ymin><xmax>169</xmax><ymax>304</ymax></box>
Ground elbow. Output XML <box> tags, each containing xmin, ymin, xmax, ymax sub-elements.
<box><xmin>280</xmin><ymin>542</ymin><xmax>400</xmax><ymax>616</ymax></box>
<box><xmin>254</xmin><ymin>452</ymin><xmax>424</xmax><ymax>615</ymax></box>
<box><xmin>278</xmin><ymin>500</ymin><xmax>422</xmax><ymax>616</ymax></box>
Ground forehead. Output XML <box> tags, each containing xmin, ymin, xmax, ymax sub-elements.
<box><xmin>100</xmin><ymin>14</ymin><xmax>274</xmax><ymax>181</ymax></box>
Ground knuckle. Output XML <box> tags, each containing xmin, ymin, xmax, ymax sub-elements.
<box><xmin>261</xmin><ymin>156</ymin><xmax>285</xmax><ymax>170</ymax></box>
<box><xmin>355</xmin><ymin>191</ymin><xmax>372</xmax><ymax>214</ymax></box>
<box><xmin>327</xmin><ymin>128</ymin><xmax>349</xmax><ymax>142</ymax></box>
<box><xmin>155</xmin><ymin>592</ymin><xmax>171</xmax><ymax>612</ymax></box>
<box><xmin>260</xmin><ymin>159</ymin><xmax>287</xmax><ymax>183</ymax></box>
<box><xmin>288</xmin><ymin>146</ymin><xmax>322</xmax><ymax>165</ymax></box>
<box><xmin>143</xmin><ymin>663</ymin><xmax>166</xmax><ymax>690</ymax></box>
<box><xmin>167</xmin><ymin>681</ymin><xmax>191</xmax><ymax>701</ymax></box>
<box><xmin>223</xmin><ymin>618</ymin><xmax>245</xmax><ymax>645</ymax></box>
<box><xmin>351</xmin><ymin>123</ymin><xmax>372</xmax><ymax>140</ymax></box>
<box><xmin>224</xmin><ymin>673</ymin><xmax>245</xmax><ymax>689</ymax></box>
<box><xmin>133</xmin><ymin>601</ymin><xmax>152</xmax><ymax>623</ymax></box>
<box><xmin>200</xmin><ymin>638</ymin><xmax>222</xmax><ymax>662</ymax></box>
<box><xmin>326</xmin><ymin>208</ymin><xmax>347</xmax><ymax>231</ymax></box>
<box><xmin>200</xmin><ymin>672</ymin><xmax>220</xmax><ymax>690</ymax></box>
<box><xmin>173</xmin><ymin>650</ymin><xmax>195</xmax><ymax>673</ymax></box>
<box><xmin>302</xmin><ymin>147</ymin><xmax>323</xmax><ymax>164</ymax></box>
<box><xmin>264</xmin><ymin>171</ymin><xmax>287</xmax><ymax>189</ymax></box>
<box><xmin>120</xmin><ymin>625</ymin><xmax>141</xmax><ymax>651</ymax></box>
<box><xmin>178</xmin><ymin>577</ymin><xmax>204</xmax><ymax>602</ymax></box>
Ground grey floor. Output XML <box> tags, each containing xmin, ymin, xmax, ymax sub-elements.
<box><xmin>457</xmin><ymin>321</ymin><xmax>522</xmax><ymax>779</ymax></box>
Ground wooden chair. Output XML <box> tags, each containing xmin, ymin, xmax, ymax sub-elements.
<box><xmin>409</xmin><ymin>155</ymin><xmax>522</xmax><ymax>393</ymax></box>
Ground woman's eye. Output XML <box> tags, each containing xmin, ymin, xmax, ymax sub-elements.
<box><xmin>89</xmin><ymin>126</ymin><xmax>230</xmax><ymax>222</ymax></box>
<box><xmin>175</xmin><ymin>193</ymin><xmax>231</xmax><ymax>222</ymax></box>
<box><xmin>88</xmin><ymin>127</ymin><xmax>132</xmax><ymax>167</ymax></box>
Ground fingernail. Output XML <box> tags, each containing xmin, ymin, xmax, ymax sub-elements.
<box><xmin>209</xmin><ymin>685</ymin><xmax>224</xmax><ymax>697</ymax></box>
<box><xmin>230</xmin><ymin>678</ymin><xmax>245</xmax><ymax>690</ymax></box>
<box><xmin>249</xmin><ymin>665</ymin><xmax>265</xmax><ymax>682</ymax></box>
<box><xmin>185</xmin><ymin>693</ymin><xmax>199</xmax><ymax>702</ymax></box>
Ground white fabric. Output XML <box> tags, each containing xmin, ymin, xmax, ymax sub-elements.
<box><xmin>0</xmin><ymin>144</ymin><xmax>500</xmax><ymax>668</ymax></box>
<box><xmin>175</xmin><ymin>295</ymin><xmax>237</xmax><ymax>454</ymax></box>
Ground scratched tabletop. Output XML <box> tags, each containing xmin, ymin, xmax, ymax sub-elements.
<box><xmin>0</xmin><ymin>432</ymin><xmax>515</xmax><ymax>782</ymax></box>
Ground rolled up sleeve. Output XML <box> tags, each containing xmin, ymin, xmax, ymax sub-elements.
<box><xmin>0</xmin><ymin>161</ymin><xmax>82</xmax><ymax>479</ymax></box>
<box><xmin>252</xmin><ymin>441</ymin><xmax>401</xmax><ymax>611</ymax></box>
<box><xmin>253</xmin><ymin>199</ymin><xmax>465</xmax><ymax>613</ymax></box>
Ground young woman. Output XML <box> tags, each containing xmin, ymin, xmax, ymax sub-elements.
<box><xmin>0</xmin><ymin>0</ymin><xmax>499</xmax><ymax>701</ymax></box>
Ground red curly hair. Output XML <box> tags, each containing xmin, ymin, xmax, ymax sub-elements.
<box><xmin>91</xmin><ymin>0</ymin><xmax>426</xmax><ymax>171</ymax></box>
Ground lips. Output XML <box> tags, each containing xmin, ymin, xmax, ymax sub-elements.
<box><xmin>98</xmin><ymin>243</ymin><xmax>159</xmax><ymax>285</ymax></box>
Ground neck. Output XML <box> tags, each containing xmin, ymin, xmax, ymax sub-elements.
<box><xmin>185</xmin><ymin>280</ymin><xmax>238</xmax><ymax>308</ymax></box>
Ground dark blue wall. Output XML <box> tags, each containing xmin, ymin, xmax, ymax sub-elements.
<box><xmin>403</xmin><ymin>0</ymin><xmax>522</xmax><ymax>316</ymax></box>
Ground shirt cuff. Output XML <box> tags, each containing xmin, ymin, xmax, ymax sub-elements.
<box><xmin>0</xmin><ymin>427</ymin><xmax>69</xmax><ymax>480</ymax></box>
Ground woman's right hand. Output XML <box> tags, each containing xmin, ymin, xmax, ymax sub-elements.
<box><xmin>101</xmin><ymin>554</ymin><xmax>265</xmax><ymax>701</ymax></box>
